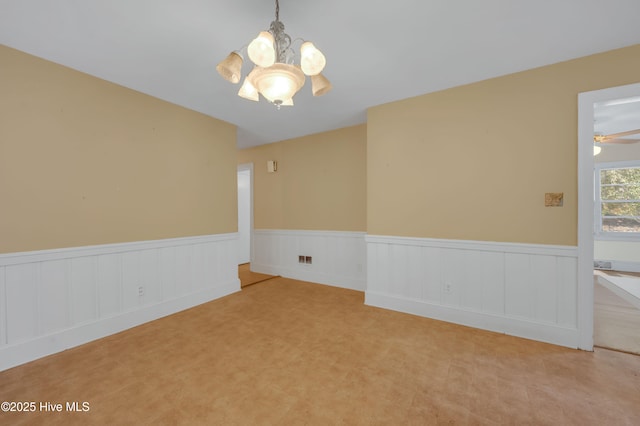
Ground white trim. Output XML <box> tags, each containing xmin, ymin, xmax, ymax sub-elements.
<box><xmin>0</xmin><ymin>234</ymin><xmax>241</xmax><ymax>371</ymax></box>
<box><xmin>252</xmin><ymin>229</ymin><xmax>366</xmax><ymax>291</ymax></box>
<box><xmin>0</xmin><ymin>268</ymin><xmax>6</xmax><ymax>346</ymax></box>
<box><xmin>578</xmin><ymin>82</ymin><xmax>640</xmax><ymax>351</ymax></box>
<box><xmin>0</xmin><ymin>233</ymin><xmax>237</xmax><ymax>267</ymax></box>
<box><xmin>593</xmin><ymin>160</ymin><xmax>640</xmax><ymax>240</ymax></box>
<box><xmin>251</xmin><ymin>262</ymin><xmax>365</xmax><ymax>291</ymax></box>
<box><xmin>596</xmin><ymin>160</ymin><xmax>640</xmax><ymax>169</ymax></box>
<box><xmin>613</xmin><ymin>261</ymin><xmax>640</xmax><ymax>273</ymax></box>
<box><xmin>365</xmin><ymin>291</ymin><xmax>579</xmax><ymax>348</ymax></box>
<box><xmin>0</xmin><ymin>282</ymin><xmax>238</xmax><ymax>372</ymax></box>
<box><xmin>366</xmin><ymin>235</ymin><xmax>579</xmax><ymax>348</ymax></box>
<box><xmin>595</xmin><ymin>234</ymin><xmax>640</xmax><ymax>242</ymax></box>
<box><xmin>238</xmin><ymin>163</ymin><xmax>254</xmax><ymax>264</ymax></box>
<box><xmin>366</xmin><ymin>234</ymin><xmax>577</xmax><ymax>257</ymax></box>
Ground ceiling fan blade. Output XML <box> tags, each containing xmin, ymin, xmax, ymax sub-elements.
<box><xmin>604</xmin><ymin>128</ymin><xmax>640</xmax><ymax>139</ymax></box>
<box><xmin>594</xmin><ymin>128</ymin><xmax>640</xmax><ymax>143</ymax></box>
<box><xmin>602</xmin><ymin>137</ymin><xmax>640</xmax><ymax>144</ymax></box>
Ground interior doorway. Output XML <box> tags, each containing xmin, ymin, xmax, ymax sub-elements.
<box><xmin>577</xmin><ymin>81</ymin><xmax>640</xmax><ymax>351</ymax></box>
<box><xmin>590</xmin><ymin>92</ymin><xmax>640</xmax><ymax>354</ymax></box>
<box><xmin>237</xmin><ymin>163</ymin><xmax>253</xmax><ymax>265</ymax></box>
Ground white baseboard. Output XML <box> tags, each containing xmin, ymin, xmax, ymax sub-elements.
<box><xmin>0</xmin><ymin>234</ymin><xmax>240</xmax><ymax>371</ymax></box>
<box><xmin>365</xmin><ymin>235</ymin><xmax>580</xmax><ymax>348</ymax></box>
<box><xmin>365</xmin><ymin>291</ymin><xmax>579</xmax><ymax>348</ymax></box>
<box><xmin>251</xmin><ymin>262</ymin><xmax>364</xmax><ymax>290</ymax></box>
<box><xmin>252</xmin><ymin>229</ymin><xmax>366</xmax><ymax>291</ymax></box>
<box><xmin>0</xmin><ymin>282</ymin><xmax>238</xmax><ymax>372</ymax></box>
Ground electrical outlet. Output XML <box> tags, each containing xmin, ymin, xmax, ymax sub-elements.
<box><xmin>298</xmin><ymin>255</ymin><xmax>305</xmax><ymax>263</ymax></box>
<box><xmin>305</xmin><ymin>256</ymin><xmax>312</xmax><ymax>264</ymax></box>
<box><xmin>138</xmin><ymin>286</ymin><xmax>144</xmax><ymax>297</ymax></box>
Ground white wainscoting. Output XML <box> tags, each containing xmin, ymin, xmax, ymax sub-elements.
<box><xmin>252</xmin><ymin>230</ymin><xmax>366</xmax><ymax>291</ymax></box>
<box><xmin>0</xmin><ymin>234</ymin><xmax>240</xmax><ymax>371</ymax></box>
<box><xmin>365</xmin><ymin>235</ymin><xmax>579</xmax><ymax>348</ymax></box>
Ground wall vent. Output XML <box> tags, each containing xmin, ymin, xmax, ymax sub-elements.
<box><xmin>594</xmin><ymin>260</ymin><xmax>612</xmax><ymax>270</ymax></box>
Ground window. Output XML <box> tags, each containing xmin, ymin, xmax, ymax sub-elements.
<box><xmin>595</xmin><ymin>161</ymin><xmax>640</xmax><ymax>237</ymax></box>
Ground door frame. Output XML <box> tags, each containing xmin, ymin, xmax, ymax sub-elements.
<box><xmin>577</xmin><ymin>81</ymin><xmax>640</xmax><ymax>350</ymax></box>
<box><xmin>237</xmin><ymin>163</ymin><xmax>254</xmax><ymax>265</ymax></box>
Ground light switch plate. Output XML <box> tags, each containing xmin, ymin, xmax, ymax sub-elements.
<box><xmin>545</xmin><ymin>193</ymin><xmax>563</xmax><ymax>207</ymax></box>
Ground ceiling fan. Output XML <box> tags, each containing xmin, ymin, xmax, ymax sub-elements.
<box><xmin>594</xmin><ymin>128</ymin><xmax>640</xmax><ymax>144</ymax></box>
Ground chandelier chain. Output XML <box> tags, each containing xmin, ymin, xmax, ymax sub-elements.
<box><xmin>275</xmin><ymin>0</ymin><xmax>280</xmax><ymax>21</ymax></box>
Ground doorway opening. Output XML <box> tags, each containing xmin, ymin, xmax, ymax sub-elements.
<box><xmin>237</xmin><ymin>164</ymin><xmax>252</xmax><ymax>265</ymax></box>
<box><xmin>577</xmin><ymin>82</ymin><xmax>640</xmax><ymax>351</ymax></box>
<box><xmin>237</xmin><ymin>163</ymin><xmax>278</xmax><ymax>288</ymax></box>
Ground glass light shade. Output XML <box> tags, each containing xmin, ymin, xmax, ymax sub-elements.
<box><xmin>216</xmin><ymin>52</ymin><xmax>243</xmax><ymax>84</ymax></box>
<box><xmin>248</xmin><ymin>31</ymin><xmax>276</xmax><ymax>67</ymax></box>
<box><xmin>311</xmin><ymin>73</ymin><xmax>332</xmax><ymax>96</ymax></box>
<box><xmin>594</xmin><ymin>145</ymin><xmax>602</xmax><ymax>156</ymax></box>
<box><xmin>281</xmin><ymin>98</ymin><xmax>293</xmax><ymax>106</ymax></box>
<box><xmin>300</xmin><ymin>41</ymin><xmax>326</xmax><ymax>76</ymax></box>
<box><xmin>238</xmin><ymin>75</ymin><xmax>259</xmax><ymax>101</ymax></box>
<box><xmin>249</xmin><ymin>63</ymin><xmax>305</xmax><ymax>103</ymax></box>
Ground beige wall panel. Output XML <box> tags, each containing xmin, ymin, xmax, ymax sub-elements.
<box><xmin>0</xmin><ymin>46</ymin><xmax>237</xmax><ymax>253</ymax></box>
<box><xmin>238</xmin><ymin>125</ymin><xmax>366</xmax><ymax>231</ymax></box>
<box><xmin>238</xmin><ymin>143</ymin><xmax>285</xmax><ymax>229</ymax></box>
<box><xmin>367</xmin><ymin>44</ymin><xmax>640</xmax><ymax>245</ymax></box>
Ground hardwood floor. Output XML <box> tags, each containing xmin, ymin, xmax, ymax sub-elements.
<box><xmin>238</xmin><ymin>263</ymin><xmax>277</xmax><ymax>288</ymax></box>
<box><xmin>1</xmin><ymin>277</ymin><xmax>639</xmax><ymax>425</ymax></box>
<box><xmin>594</xmin><ymin>270</ymin><xmax>640</xmax><ymax>355</ymax></box>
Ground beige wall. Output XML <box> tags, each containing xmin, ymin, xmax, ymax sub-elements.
<box><xmin>368</xmin><ymin>44</ymin><xmax>640</xmax><ymax>246</ymax></box>
<box><xmin>238</xmin><ymin>124</ymin><xmax>366</xmax><ymax>231</ymax></box>
<box><xmin>0</xmin><ymin>45</ymin><xmax>237</xmax><ymax>254</ymax></box>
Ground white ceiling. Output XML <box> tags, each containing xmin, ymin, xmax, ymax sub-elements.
<box><xmin>2</xmin><ymin>0</ymin><xmax>640</xmax><ymax>149</ymax></box>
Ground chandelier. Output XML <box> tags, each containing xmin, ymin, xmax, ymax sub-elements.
<box><xmin>216</xmin><ymin>0</ymin><xmax>331</xmax><ymax>108</ymax></box>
